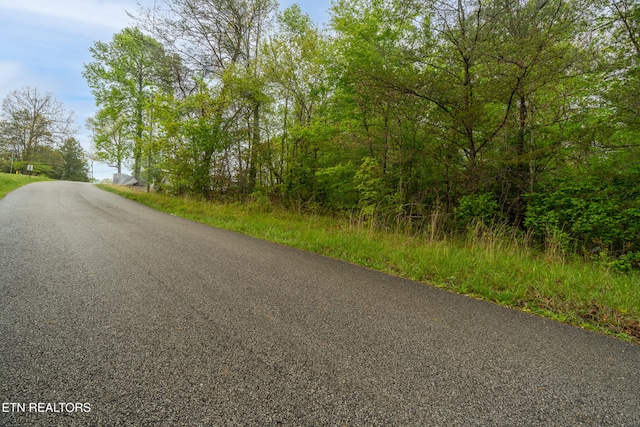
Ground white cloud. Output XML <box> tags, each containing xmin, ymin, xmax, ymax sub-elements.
<box><xmin>0</xmin><ymin>0</ymin><xmax>138</xmax><ymax>31</ymax></box>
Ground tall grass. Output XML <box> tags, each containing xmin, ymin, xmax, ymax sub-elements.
<box><xmin>99</xmin><ymin>185</ymin><xmax>640</xmax><ymax>343</ymax></box>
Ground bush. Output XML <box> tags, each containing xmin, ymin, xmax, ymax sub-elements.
<box><xmin>315</xmin><ymin>162</ymin><xmax>359</xmax><ymax>211</ymax></box>
<box><xmin>455</xmin><ymin>193</ymin><xmax>500</xmax><ymax>225</ymax></box>
<box><xmin>525</xmin><ymin>180</ymin><xmax>640</xmax><ymax>267</ymax></box>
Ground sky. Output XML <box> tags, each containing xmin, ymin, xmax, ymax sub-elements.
<box><xmin>0</xmin><ymin>0</ymin><xmax>332</xmax><ymax>181</ymax></box>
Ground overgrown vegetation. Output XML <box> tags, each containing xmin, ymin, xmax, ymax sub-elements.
<box><xmin>100</xmin><ymin>184</ymin><xmax>640</xmax><ymax>343</ymax></box>
<box><xmin>81</xmin><ymin>0</ymin><xmax>640</xmax><ymax>269</ymax></box>
<box><xmin>0</xmin><ymin>172</ymin><xmax>51</xmax><ymax>199</ymax></box>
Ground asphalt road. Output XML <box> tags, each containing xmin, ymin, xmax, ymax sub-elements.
<box><xmin>1</xmin><ymin>181</ymin><xmax>639</xmax><ymax>426</ymax></box>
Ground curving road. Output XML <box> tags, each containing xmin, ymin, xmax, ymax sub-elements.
<box><xmin>1</xmin><ymin>181</ymin><xmax>639</xmax><ymax>426</ymax></box>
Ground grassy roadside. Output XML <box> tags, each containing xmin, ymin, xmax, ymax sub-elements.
<box><xmin>0</xmin><ymin>172</ymin><xmax>51</xmax><ymax>199</ymax></box>
<box><xmin>99</xmin><ymin>184</ymin><xmax>640</xmax><ymax>344</ymax></box>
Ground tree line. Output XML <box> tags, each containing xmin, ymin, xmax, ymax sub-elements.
<box><xmin>82</xmin><ymin>0</ymin><xmax>640</xmax><ymax>269</ymax></box>
<box><xmin>0</xmin><ymin>87</ymin><xmax>90</xmax><ymax>182</ymax></box>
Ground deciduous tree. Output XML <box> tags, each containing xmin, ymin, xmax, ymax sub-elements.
<box><xmin>83</xmin><ymin>28</ymin><xmax>171</xmax><ymax>182</ymax></box>
<box><xmin>0</xmin><ymin>87</ymin><xmax>76</xmax><ymax>164</ymax></box>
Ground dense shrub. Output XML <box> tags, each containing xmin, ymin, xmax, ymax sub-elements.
<box><xmin>525</xmin><ymin>180</ymin><xmax>640</xmax><ymax>270</ymax></box>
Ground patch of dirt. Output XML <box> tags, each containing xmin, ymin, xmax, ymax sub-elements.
<box><xmin>523</xmin><ymin>290</ymin><xmax>640</xmax><ymax>343</ymax></box>
<box><xmin>577</xmin><ymin>301</ymin><xmax>640</xmax><ymax>342</ymax></box>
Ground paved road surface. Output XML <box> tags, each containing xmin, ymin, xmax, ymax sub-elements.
<box><xmin>1</xmin><ymin>181</ymin><xmax>639</xmax><ymax>426</ymax></box>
